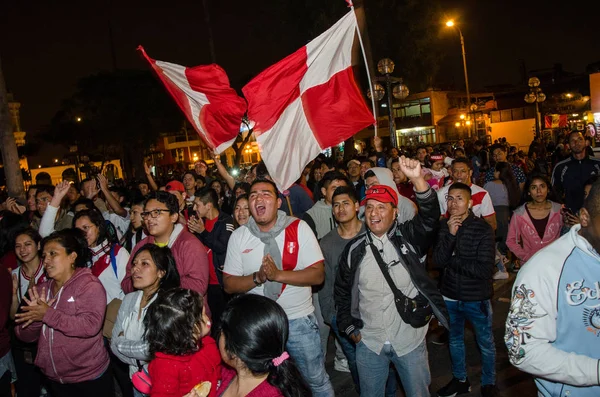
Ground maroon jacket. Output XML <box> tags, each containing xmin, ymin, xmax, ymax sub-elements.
<box><xmin>121</xmin><ymin>224</ymin><xmax>210</xmax><ymax>315</ymax></box>
<box><xmin>15</xmin><ymin>268</ymin><xmax>109</xmax><ymax>383</ymax></box>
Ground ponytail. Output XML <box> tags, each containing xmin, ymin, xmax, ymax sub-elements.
<box><xmin>267</xmin><ymin>357</ymin><xmax>311</xmax><ymax>397</ymax></box>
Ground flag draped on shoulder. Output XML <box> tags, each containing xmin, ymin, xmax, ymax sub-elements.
<box><xmin>242</xmin><ymin>10</ymin><xmax>375</xmax><ymax>191</ymax></box>
<box><xmin>138</xmin><ymin>46</ymin><xmax>247</xmax><ymax>154</ymax></box>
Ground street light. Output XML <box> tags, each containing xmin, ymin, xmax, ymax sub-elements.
<box><xmin>524</xmin><ymin>77</ymin><xmax>546</xmax><ymax>138</ymax></box>
<box><xmin>367</xmin><ymin>58</ymin><xmax>410</xmax><ymax>148</ymax></box>
<box><xmin>445</xmin><ymin>20</ymin><xmax>472</xmax><ymax>136</ymax></box>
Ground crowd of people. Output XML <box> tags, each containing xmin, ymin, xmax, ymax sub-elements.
<box><xmin>0</xmin><ymin>129</ymin><xmax>599</xmax><ymax>397</ymax></box>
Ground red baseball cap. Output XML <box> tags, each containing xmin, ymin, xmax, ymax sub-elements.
<box><xmin>361</xmin><ymin>185</ymin><xmax>398</xmax><ymax>207</ymax></box>
<box><xmin>165</xmin><ymin>180</ymin><xmax>185</xmax><ymax>193</ymax></box>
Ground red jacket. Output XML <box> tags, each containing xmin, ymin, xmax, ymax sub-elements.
<box><xmin>121</xmin><ymin>224</ymin><xmax>210</xmax><ymax>316</ymax></box>
<box><xmin>148</xmin><ymin>336</ymin><xmax>221</xmax><ymax>397</ymax></box>
<box><xmin>15</xmin><ymin>268</ymin><xmax>109</xmax><ymax>383</ymax></box>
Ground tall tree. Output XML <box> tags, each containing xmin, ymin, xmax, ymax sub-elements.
<box><xmin>45</xmin><ymin>70</ymin><xmax>181</xmax><ymax>179</ymax></box>
<box><xmin>0</xmin><ymin>55</ymin><xmax>25</xmax><ymax>198</ymax></box>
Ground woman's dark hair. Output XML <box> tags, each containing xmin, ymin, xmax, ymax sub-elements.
<box><xmin>232</xmin><ymin>194</ymin><xmax>249</xmax><ymax>227</ymax></box>
<box><xmin>131</xmin><ymin>244</ymin><xmax>180</xmax><ymax>293</ymax></box>
<box><xmin>14</xmin><ymin>227</ymin><xmax>42</xmax><ymax>247</ymax></box>
<box><xmin>144</xmin><ymin>288</ymin><xmax>205</xmax><ymax>359</ymax></box>
<box><xmin>0</xmin><ymin>212</ymin><xmax>30</xmax><ymax>257</ymax></box>
<box><xmin>522</xmin><ymin>173</ymin><xmax>557</xmax><ymax>204</ymax></box>
<box><xmin>233</xmin><ymin>182</ymin><xmax>251</xmax><ymax>197</ymax></box>
<box><xmin>144</xmin><ymin>191</ymin><xmax>179</xmax><ymax>215</ymax></box>
<box><xmin>220</xmin><ymin>295</ymin><xmax>311</xmax><ymax>397</ymax></box>
<box><xmin>494</xmin><ymin>162</ymin><xmax>521</xmax><ymax>209</ymax></box>
<box><xmin>73</xmin><ymin>209</ymin><xmax>110</xmax><ymax>247</ymax></box>
<box><xmin>41</xmin><ymin>228</ymin><xmax>92</xmax><ymax>268</ymax></box>
<box><xmin>71</xmin><ymin>197</ymin><xmax>95</xmax><ymax>212</ymax></box>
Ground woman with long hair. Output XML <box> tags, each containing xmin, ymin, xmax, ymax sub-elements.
<box><xmin>483</xmin><ymin>161</ymin><xmax>521</xmax><ymax>279</ymax></box>
<box><xmin>10</xmin><ymin>228</ymin><xmax>47</xmax><ymax>397</ymax></box>
<box><xmin>111</xmin><ymin>244</ymin><xmax>180</xmax><ymax>397</ymax></box>
<box><xmin>507</xmin><ymin>173</ymin><xmax>562</xmax><ymax>268</ymax></box>
<box><xmin>15</xmin><ymin>229</ymin><xmax>113</xmax><ymax>397</ymax></box>
<box><xmin>74</xmin><ymin>208</ymin><xmax>129</xmax><ymax>304</ymax></box>
<box><xmin>207</xmin><ymin>294</ymin><xmax>311</xmax><ymax>397</ymax></box>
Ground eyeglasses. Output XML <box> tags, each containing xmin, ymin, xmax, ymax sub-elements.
<box><xmin>36</xmin><ymin>197</ymin><xmax>51</xmax><ymax>204</ymax></box>
<box><xmin>141</xmin><ymin>209</ymin><xmax>170</xmax><ymax>219</ymax></box>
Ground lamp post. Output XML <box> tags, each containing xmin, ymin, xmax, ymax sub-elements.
<box><xmin>524</xmin><ymin>77</ymin><xmax>546</xmax><ymax>138</ymax></box>
<box><xmin>446</xmin><ymin>20</ymin><xmax>472</xmax><ymax>135</ymax></box>
<box><xmin>368</xmin><ymin>58</ymin><xmax>410</xmax><ymax>148</ymax></box>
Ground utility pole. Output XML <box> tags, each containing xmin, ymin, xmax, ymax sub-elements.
<box><xmin>0</xmin><ymin>55</ymin><xmax>25</xmax><ymax>199</ymax></box>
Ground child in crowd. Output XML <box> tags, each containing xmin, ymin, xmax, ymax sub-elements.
<box><xmin>144</xmin><ymin>288</ymin><xmax>221</xmax><ymax>397</ymax></box>
<box><xmin>423</xmin><ymin>153</ymin><xmax>449</xmax><ymax>191</ymax></box>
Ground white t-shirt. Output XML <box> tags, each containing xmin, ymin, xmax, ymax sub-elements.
<box><xmin>437</xmin><ymin>183</ymin><xmax>495</xmax><ymax>218</ymax></box>
<box><xmin>12</xmin><ymin>262</ymin><xmax>47</xmax><ymax>303</ymax></box>
<box><xmin>224</xmin><ymin>220</ymin><xmax>324</xmax><ymax>320</ymax></box>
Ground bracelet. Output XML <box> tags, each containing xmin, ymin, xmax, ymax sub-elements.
<box><xmin>252</xmin><ymin>272</ymin><xmax>262</xmax><ymax>286</ymax></box>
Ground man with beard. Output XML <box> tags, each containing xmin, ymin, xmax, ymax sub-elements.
<box><xmin>505</xmin><ymin>180</ymin><xmax>600</xmax><ymax>396</ymax></box>
<box><xmin>223</xmin><ymin>179</ymin><xmax>334</xmax><ymax>397</ymax></box>
<box><xmin>552</xmin><ymin>131</ymin><xmax>600</xmax><ymax>214</ymax></box>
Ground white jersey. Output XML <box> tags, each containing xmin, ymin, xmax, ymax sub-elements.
<box><xmin>224</xmin><ymin>220</ymin><xmax>323</xmax><ymax>320</ymax></box>
<box><xmin>12</xmin><ymin>262</ymin><xmax>47</xmax><ymax>303</ymax></box>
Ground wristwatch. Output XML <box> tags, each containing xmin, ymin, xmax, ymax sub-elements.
<box><xmin>252</xmin><ymin>272</ymin><xmax>263</xmax><ymax>286</ymax></box>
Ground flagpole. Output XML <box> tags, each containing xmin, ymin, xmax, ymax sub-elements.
<box><xmin>348</xmin><ymin>0</ymin><xmax>378</xmax><ymax>137</ymax></box>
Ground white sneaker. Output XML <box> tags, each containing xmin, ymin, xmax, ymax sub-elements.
<box><xmin>493</xmin><ymin>271</ymin><xmax>509</xmax><ymax>280</ymax></box>
<box><xmin>334</xmin><ymin>356</ymin><xmax>351</xmax><ymax>372</ymax></box>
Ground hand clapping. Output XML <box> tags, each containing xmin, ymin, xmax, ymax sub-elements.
<box><xmin>14</xmin><ymin>286</ymin><xmax>56</xmax><ymax>328</ymax></box>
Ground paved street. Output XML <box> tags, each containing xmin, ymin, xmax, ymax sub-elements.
<box><xmin>326</xmin><ymin>275</ymin><xmax>539</xmax><ymax>397</ymax></box>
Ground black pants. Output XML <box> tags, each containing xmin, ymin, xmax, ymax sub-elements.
<box><xmin>48</xmin><ymin>367</ymin><xmax>114</xmax><ymax>397</ymax></box>
<box><xmin>12</xmin><ymin>347</ymin><xmax>44</xmax><ymax>397</ymax></box>
<box><xmin>0</xmin><ymin>371</ymin><xmax>11</xmax><ymax>397</ymax></box>
<box><xmin>104</xmin><ymin>337</ymin><xmax>133</xmax><ymax>397</ymax></box>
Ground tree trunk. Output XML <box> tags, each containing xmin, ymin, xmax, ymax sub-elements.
<box><xmin>0</xmin><ymin>55</ymin><xmax>25</xmax><ymax>199</ymax></box>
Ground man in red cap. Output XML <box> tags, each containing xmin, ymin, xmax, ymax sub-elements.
<box><xmin>335</xmin><ymin>156</ymin><xmax>448</xmax><ymax>397</ymax></box>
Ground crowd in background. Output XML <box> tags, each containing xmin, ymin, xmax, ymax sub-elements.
<box><xmin>0</xmin><ymin>128</ymin><xmax>599</xmax><ymax>397</ymax></box>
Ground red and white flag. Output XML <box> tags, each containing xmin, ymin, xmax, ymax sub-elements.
<box><xmin>242</xmin><ymin>10</ymin><xmax>375</xmax><ymax>191</ymax></box>
<box><xmin>544</xmin><ymin>114</ymin><xmax>568</xmax><ymax>129</ymax></box>
<box><xmin>139</xmin><ymin>46</ymin><xmax>247</xmax><ymax>153</ymax></box>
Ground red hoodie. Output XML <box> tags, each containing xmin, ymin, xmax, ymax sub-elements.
<box><xmin>149</xmin><ymin>335</ymin><xmax>221</xmax><ymax>397</ymax></box>
<box><xmin>15</xmin><ymin>268</ymin><xmax>109</xmax><ymax>384</ymax></box>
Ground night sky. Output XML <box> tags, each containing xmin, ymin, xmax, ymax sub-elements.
<box><xmin>1</xmin><ymin>0</ymin><xmax>598</xmax><ymax>164</ymax></box>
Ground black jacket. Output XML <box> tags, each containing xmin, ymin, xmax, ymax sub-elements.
<box><xmin>334</xmin><ymin>187</ymin><xmax>449</xmax><ymax>337</ymax></box>
<box><xmin>195</xmin><ymin>211</ymin><xmax>234</xmax><ymax>286</ymax></box>
<box><xmin>434</xmin><ymin>213</ymin><xmax>495</xmax><ymax>301</ymax></box>
<box><xmin>551</xmin><ymin>155</ymin><xmax>600</xmax><ymax>212</ymax></box>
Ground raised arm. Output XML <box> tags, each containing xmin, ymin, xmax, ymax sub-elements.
<box><xmin>211</xmin><ymin>151</ymin><xmax>235</xmax><ymax>190</ymax></box>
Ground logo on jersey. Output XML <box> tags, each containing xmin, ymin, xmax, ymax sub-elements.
<box><xmin>565</xmin><ymin>280</ymin><xmax>600</xmax><ymax>307</ymax></box>
<box><xmin>287</xmin><ymin>242</ymin><xmax>296</xmax><ymax>255</ymax></box>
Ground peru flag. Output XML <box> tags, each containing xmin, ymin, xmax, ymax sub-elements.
<box><xmin>139</xmin><ymin>47</ymin><xmax>247</xmax><ymax>153</ymax></box>
<box><xmin>242</xmin><ymin>10</ymin><xmax>375</xmax><ymax>191</ymax></box>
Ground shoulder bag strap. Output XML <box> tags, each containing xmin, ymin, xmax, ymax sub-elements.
<box><xmin>368</xmin><ymin>243</ymin><xmax>408</xmax><ymax>303</ymax></box>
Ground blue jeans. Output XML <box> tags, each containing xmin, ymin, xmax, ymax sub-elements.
<box><xmin>356</xmin><ymin>339</ymin><xmax>430</xmax><ymax>397</ymax></box>
<box><xmin>446</xmin><ymin>299</ymin><xmax>496</xmax><ymax>386</ymax></box>
<box><xmin>331</xmin><ymin>316</ymin><xmax>397</xmax><ymax>397</ymax></box>
<box><xmin>287</xmin><ymin>313</ymin><xmax>334</xmax><ymax>397</ymax></box>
